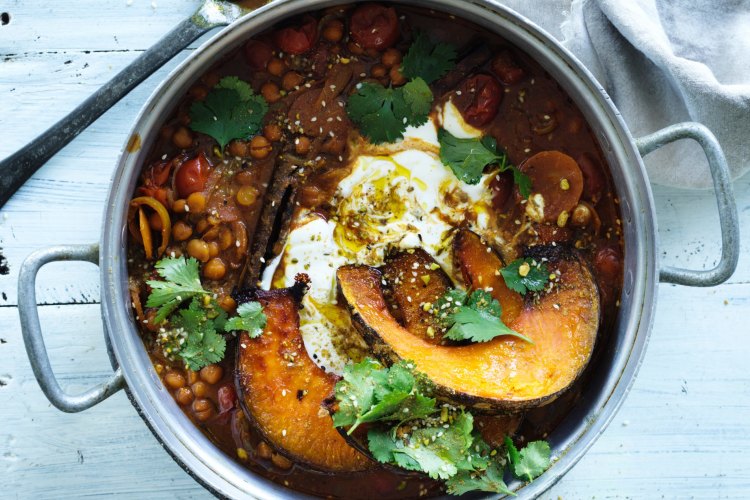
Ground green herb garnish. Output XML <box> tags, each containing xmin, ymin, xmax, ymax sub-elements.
<box><xmin>434</xmin><ymin>289</ymin><xmax>532</xmax><ymax>344</ymax></box>
<box><xmin>346</xmin><ymin>77</ymin><xmax>433</xmax><ymax>144</ymax></box>
<box><xmin>224</xmin><ymin>301</ymin><xmax>267</xmax><ymax>338</ymax></box>
<box><xmin>171</xmin><ymin>298</ymin><xmax>227</xmax><ymax>371</ymax></box>
<box><xmin>500</xmin><ymin>258</ymin><xmax>550</xmax><ymax>295</ymax></box>
<box><xmin>445</xmin><ymin>462</ymin><xmax>515</xmax><ymax>496</ymax></box>
<box><xmin>189</xmin><ymin>76</ymin><xmax>268</xmax><ymax>150</ymax></box>
<box><xmin>438</xmin><ymin>128</ymin><xmax>532</xmax><ymax>197</ymax></box>
<box><xmin>145</xmin><ymin>256</ymin><xmax>209</xmax><ymax>323</ymax></box>
<box><xmin>332</xmin><ymin>359</ymin><xmax>436</xmax><ymax>434</ymax></box>
<box><xmin>504</xmin><ymin>436</ymin><xmax>552</xmax><ymax>482</ymax></box>
<box><xmin>400</xmin><ymin>31</ymin><xmax>457</xmax><ymax>84</ymax></box>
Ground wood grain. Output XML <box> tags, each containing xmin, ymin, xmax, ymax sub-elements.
<box><xmin>1</xmin><ymin>1</ymin><xmax>749</xmax><ymax>498</ymax></box>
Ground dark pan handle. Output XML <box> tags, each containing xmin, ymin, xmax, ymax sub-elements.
<box><xmin>0</xmin><ymin>17</ymin><xmax>211</xmax><ymax>209</ymax></box>
<box><xmin>636</xmin><ymin>122</ymin><xmax>740</xmax><ymax>287</ymax></box>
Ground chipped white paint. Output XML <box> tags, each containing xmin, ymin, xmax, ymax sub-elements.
<box><xmin>1</xmin><ymin>1</ymin><xmax>749</xmax><ymax>498</ymax></box>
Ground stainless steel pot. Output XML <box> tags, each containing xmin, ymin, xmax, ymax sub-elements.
<box><xmin>17</xmin><ymin>1</ymin><xmax>740</xmax><ymax>498</ymax></box>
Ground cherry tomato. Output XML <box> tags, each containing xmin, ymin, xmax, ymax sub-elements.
<box><xmin>274</xmin><ymin>16</ymin><xmax>317</xmax><ymax>55</ymax></box>
<box><xmin>459</xmin><ymin>74</ymin><xmax>502</xmax><ymax>127</ymax></box>
<box><xmin>594</xmin><ymin>245</ymin><xmax>622</xmax><ymax>283</ymax></box>
<box><xmin>217</xmin><ymin>384</ymin><xmax>237</xmax><ymax>413</ymax></box>
<box><xmin>491</xmin><ymin>49</ymin><xmax>526</xmax><ymax>85</ymax></box>
<box><xmin>576</xmin><ymin>152</ymin><xmax>605</xmax><ymax>203</ymax></box>
<box><xmin>244</xmin><ymin>39</ymin><xmax>274</xmax><ymax>70</ymax></box>
<box><xmin>174</xmin><ymin>152</ymin><xmax>211</xmax><ymax>198</ymax></box>
<box><xmin>136</xmin><ymin>186</ymin><xmax>169</xmax><ymax>208</ymax></box>
<box><xmin>349</xmin><ymin>4</ymin><xmax>399</xmax><ymax>50</ymax></box>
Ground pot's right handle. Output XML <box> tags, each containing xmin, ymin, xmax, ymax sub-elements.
<box><xmin>18</xmin><ymin>244</ymin><xmax>125</xmax><ymax>413</ymax></box>
<box><xmin>636</xmin><ymin>122</ymin><xmax>739</xmax><ymax>286</ymax></box>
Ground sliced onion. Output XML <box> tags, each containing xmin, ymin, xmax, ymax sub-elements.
<box><xmin>129</xmin><ymin>196</ymin><xmax>172</xmax><ymax>258</ymax></box>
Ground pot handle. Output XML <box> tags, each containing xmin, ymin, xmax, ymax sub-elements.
<box><xmin>18</xmin><ymin>244</ymin><xmax>125</xmax><ymax>413</ymax></box>
<box><xmin>636</xmin><ymin>122</ymin><xmax>740</xmax><ymax>287</ymax></box>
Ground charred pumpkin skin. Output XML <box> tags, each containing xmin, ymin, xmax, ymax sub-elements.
<box><xmin>381</xmin><ymin>249</ymin><xmax>453</xmax><ymax>343</ymax></box>
<box><xmin>453</xmin><ymin>229</ymin><xmax>523</xmax><ymax>324</ymax></box>
<box><xmin>236</xmin><ymin>287</ymin><xmax>371</xmax><ymax>473</ymax></box>
<box><xmin>337</xmin><ymin>250</ymin><xmax>600</xmax><ymax>411</ymax></box>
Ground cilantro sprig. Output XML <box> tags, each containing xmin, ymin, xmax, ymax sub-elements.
<box><xmin>438</xmin><ymin>128</ymin><xmax>532</xmax><ymax>197</ymax></box>
<box><xmin>347</xmin><ymin>78</ymin><xmax>433</xmax><ymax>144</ymax></box>
<box><xmin>189</xmin><ymin>76</ymin><xmax>268</xmax><ymax>150</ymax></box>
<box><xmin>144</xmin><ymin>255</ymin><xmax>267</xmax><ymax>370</ymax></box>
<box><xmin>332</xmin><ymin>359</ymin><xmax>552</xmax><ymax>495</ymax></box>
<box><xmin>332</xmin><ymin>359</ymin><xmax>436</xmax><ymax>434</ymax></box>
<box><xmin>434</xmin><ymin>289</ymin><xmax>532</xmax><ymax>344</ymax></box>
<box><xmin>501</xmin><ymin>258</ymin><xmax>550</xmax><ymax>295</ymax></box>
<box><xmin>400</xmin><ymin>31</ymin><xmax>457</xmax><ymax>84</ymax></box>
<box><xmin>146</xmin><ymin>256</ymin><xmax>209</xmax><ymax>323</ymax></box>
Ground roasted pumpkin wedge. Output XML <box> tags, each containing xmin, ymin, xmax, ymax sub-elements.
<box><xmin>453</xmin><ymin>229</ymin><xmax>523</xmax><ymax>324</ymax></box>
<box><xmin>337</xmin><ymin>249</ymin><xmax>600</xmax><ymax>411</ymax></box>
<box><xmin>381</xmin><ymin>249</ymin><xmax>452</xmax><ymax>343</ymax></box>
<box><xmin>235</xmin><ymin>280</ymin><xmax>371</xmax><ymax>473</ymax></box>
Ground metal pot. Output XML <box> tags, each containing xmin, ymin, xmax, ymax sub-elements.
<box><xmin>17</xmin><ymin>0</ymin><xmax>739</xmax><ymax>498</ymax></box>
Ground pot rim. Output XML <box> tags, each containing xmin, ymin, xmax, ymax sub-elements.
<box><xmin>100</xmin><ymin>1</ymin><xmax>658</xmax><ymax>498</ymax></box>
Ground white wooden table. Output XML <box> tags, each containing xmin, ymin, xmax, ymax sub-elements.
<box><xmin>1</xmin><ymin>1</ymin><xmax>748</xmax><ymax>498</ymax></box>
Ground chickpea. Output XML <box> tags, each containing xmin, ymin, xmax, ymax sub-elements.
<box><xmin>172</xmin><ymin>199</ymin><xmax>187</xmax><ymax>213</ymax></box>
<box><xmin>294</xmin><ymin>135</ymin><xmax>311</xmax><ymax>155</ymax></box>
<box><xmin>186</xmin><ymin>238</ymin><xmax>210</xmax><ymax>262</ymax></box>
<box><xmin>186</xmin><ymin>192</ymin><xmax>206</xmax><ymax>214</ymax></box>
<box><xmin>347</xmin><ymin>41</ymin><xmax>364</xmax><ymax>55</ymax></box>
<box><xmin>271</xmin><ymin>453</ymin><xmax>293</xmax><ymax>470</ymax></box>
<box><xmin>188</xmin><ymin>84</ymin><xmax>208</xmax><ymax>101</ymax></box>
<box><xmin>175</xmin><ymin>387</ymin><xmax>194</xmax><ymax>406</ymax></box>
<box><xmin>381</xmin><ymin>48</ymin><xmax>402</xmax><ymax>68</ymax></box>
<box><xmin>203</xmin><ymin>257</ymin><xmax>227</xmax><ymax>280</ymax></box>
<box><xmin>171</xmin><ymin>221</ymin><xmax>192</xmax><ymax>242</ymax></box>
<box><xmin>256</xmin><ymin>441</ymin><xmax>273</xmax><ymax>460</ymax></box>
<box><xmin>227</xmin><ymin>140</ymin><xmax>249</xmax><ymax>158</ymax></box>
<box><xmin>571</xmin><ymin>202</ymin><xmax>593</xmax><ymax>227</ymax></box>
<box><xmin>389</xmin><ymin>65</ymin><xmax>407</xmax><ymax>86</ymax></box>
<box><xmin>219</xmin><ymin>226</ymin><xmax>234</xmax><ymax>250</ymax></box>
<box><xmin>164</xmin><ymin>371</ymin><xmax>186</xmax><ymax>389</ymax></box>
<box><xmin>281</xmin><ymin>71</ymin><xmax>304</xmax><ymax>91</ymax></box>
<box><xmin>236</xmin><ymin>185</ymin><xmax>258</xmax><ymax>206</ymax></box>
<box><xmin>148</xmin><ymin>212</ymin><xmax>163</xmax><ymax>231</ymax></box>
<box><xmin>207</xmin><ymin>241</ymin><xmax>220</xmax><ymax>259</ymax></box>
<box><xmin>322</xmin><ymin>19</ymin><xmax>344</xmax><ymax>43</ymax></box>
<box><xmin>263</xmin><ymin>123</ymin><xmax>283</xmax><ymax>143</ymax></box>
<box><xmin>249</xmin><ymin>135</ymin><xmax>272</xmax><ymax>159</ymax></box>
<box><xmin>370</xmin><ymin>63</ymin><xmax>388</xmax><ymax>79</ymax></box>
<box><xmin>234</xmin><ymin>170</ymin><xmax>254</xmax><ymax>186</ymax></box>
<box><xmin>164</xmin><ymin>246</ymin><xmax>182</xmax><ymax>258</ymax></box>
<box><xmin>260</xmin><ymin>81</ymin><xmax>281</xmax><ymax>103</ymax></box>
<box><xmin>218</xmin><ymin>295</ymin><xmax>237</xmax><ymax>313</ymax></box>
<box><xmin>195</xmin><ymin>217</ymin><xmax>209</xmax><ymax>234</ymax></box>
<box><xmin>172</xmin><ymin>126</ymin><xmax>193</xmax><ymax>149</ymax></box>
<box><xmin>266</xmin><ymin>57</ymin><xmax>285</xmax><ymax>76</ymax></box>
<box><xmin>200</xmin><ymin>365</ymin><xmax>224</xmax><ymax>385</ymax></box>
<box><xmin>187</xmin><ymin>370</ymin><xmax>199</xmax><ymax>385</ymax></box>
<box><xmin>193</xmin><ymin>398</ymin><xmax>214</xmax><ymax>421</ymax></box>
<box><xmin>202</xmin><ymin>226</ymin><xmax>220</xmax><ymax>241</ymax></box>
<box><xmin>191</xmin><ymin>381</ymin><xmax>209</xmax><ymax>398</ymax></box>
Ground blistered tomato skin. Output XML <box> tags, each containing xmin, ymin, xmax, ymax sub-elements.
<box><xmin>244</xmin><ymin>39</ymin><xmax>274</xmax><ymax>70</ymax></box>
<box><xmin>460</xmin><ymin>74</ymin><xmax>503</xmax><ymax>127</ymax></box>
<box><xmin>174</xmin><ymin>152</ymin><xmax>212</xmax><ymax>198</ymax></box>
<box><xmin>274</xmin><ymin>17</ymin><xmax>318</xmax><ymax>55</ymax></box>
<box><xmin>349</xmin><ymin>4</ymin><xmax>399</xmax><ymax>50</ymax></box>
<box><xmin>491</xmin><ymin>50</ymin><xmax>526</xmax><ymax>85</ymax></box>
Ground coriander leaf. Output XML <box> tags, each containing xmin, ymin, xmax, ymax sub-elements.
<box><xmin>146</xmin><ymin>256</ymin><xmax>209</xmax><ymax>324</ymax></box>
<box><xmin>437</xmin><ymin>289</ymin><xmax>532</xmax><ymax>344</ymax></box>
<box><xmin>446</xmin><ymin>462</ymin><xmax>516</xmax><ymax>496</ymax></box>
<box><xmin>224</xmin><ymin>301</ymin><xmax>267</xmax><ymax>338</ymax></box>
<box><xmin>438</xmin><ymin>128</ymin><xmax>532</xmax><ymax>196</ymax></box>
<box><xmin>500</xmin><ymin>258</ymin><xmax>550</xmax><ymax>295</ymax></box>
<box><xmin>332</xmin><ymin>358</ymin><xmax>436</xmax><ymax>433</ymax></box>
<box><xmin>347</xmin><ymin>80</ymin><xmax>433</xmax><ymax>144</ymax></box>
<box><xmin>504</xmin><ymin>435</ymin><xmax>520</xmax><ymax>467</ymax></box>
<box><xmin>172</xmin><ymin>299</ymin><xmax>226</xmax><ymax>370</ymax></box>
<box><xmin>367</xmin><ymin>427</ymin><xmax>401</xmax><ymax>464</ymax></box>
<box><xmin>512</xmin><ymin>440</ymin><xmax>551</xmax><ymax>482</ymax></box>
<box><xmin>189</xmin><ymin>76</ymin><xmax>268</xmax><ymax>149</ymax></box>
<box><xmin>401</xmin><ymin>31</ymin><xmax>457</xmax><ymax>84</ymax></box>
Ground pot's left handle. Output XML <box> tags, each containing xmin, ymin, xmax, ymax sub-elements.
<box><xmin>18</xmin><ymin>244</ymin><xmax>125</xmax><ymax>413</ymax></box>
<box><xmin>636</xmin><ymin>122</ymin><xmax>740</xmax><ymax>287</ymax></box>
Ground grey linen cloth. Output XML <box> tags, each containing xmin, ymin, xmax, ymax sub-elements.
<box><xmin>496</xmin><ymin>0</ymin><xmax>750</xmax><ymax>188</ymax></box>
